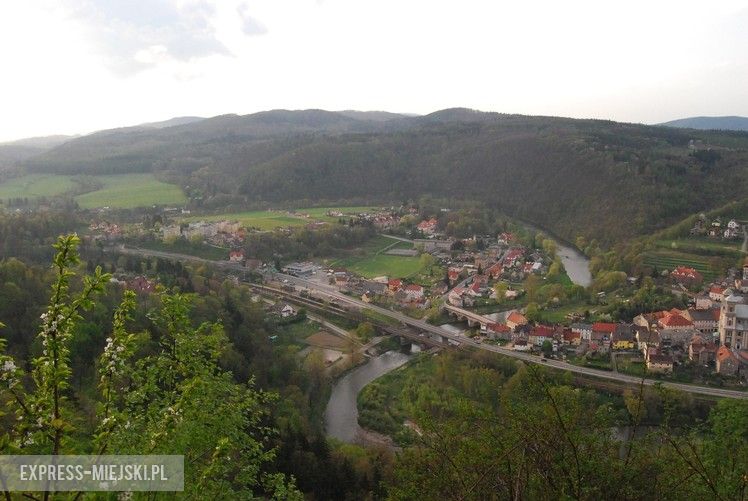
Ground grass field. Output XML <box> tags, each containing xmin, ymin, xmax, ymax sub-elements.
<box><xmin>0</xmin><ymin>174</ymin><xmax>78</xmax><ymax>200</ymax></box>
<box><xmin>655</xmin><ymin>238</ymin><xmax>745</xmax><ymax>256</ymax></box>
<box><xmin>183</xmin><ymin>210</ymin><xmax>309</xmax><ymax>230</ymax></box>
<box><xmin>75</xmin><ymin>174</ymin><xmax>187</xmax><ymax>209</ymax></box>
<box><xmin>642</xmin><ymin>250</ymin><xmax>717</xmax><ymax>281</ymax></box>
<box><xmin>296</xmin><ymin>206</ymin><xmax>386</xmax><ymax>222</ymax></box>
<box><xmin>329</xmin><ymin>235</ymin><xmax>426</xmax><ymax>278</ymax></box>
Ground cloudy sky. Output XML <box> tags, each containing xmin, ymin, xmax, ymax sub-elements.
<box><xmin>2</xmin><ymin>0</ymin><xmax>748</xmax><ymax>141</ymax></box>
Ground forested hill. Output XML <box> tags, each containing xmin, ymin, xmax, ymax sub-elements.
<box><xmin>20</xmin><ymin>108</ymin><xmax>748</xmax><ymax>243</ymax></box>
<box><xmin>659</xmin><ymin>116</ymin><xmax>748</xmax><ymax>132</ymax></box>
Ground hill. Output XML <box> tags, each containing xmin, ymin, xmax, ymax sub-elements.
<box><xmin>138</xmin><ymin>116</ymin><xmax>206</xmax><ymax>129</ymax></box>
<box><xmin>17</xmin><ymin>109</ymin><xmax>748</xmax><ymax>244</ymax></box>
<box><xmin>659</xmin><ymin>116</ymin><xmax>748</xmax><ymax>132</ymax></box>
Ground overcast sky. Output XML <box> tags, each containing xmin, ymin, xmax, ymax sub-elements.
<box><xmin>2</xmin><ymin>0</ymin><xmax>748</xmax><ymax>141</ymax></box>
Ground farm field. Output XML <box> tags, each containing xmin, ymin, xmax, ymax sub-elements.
<box><xmin>654</xmin><ymin>238</ymin><xmax>745</xmax><ymax>256</ymax></box>
<box><xmin>183</xmin><ymin>210</ymin><xmax>308</xmax><ymax>230</ymax></box>
<box><xmin>75</xmin><ymin>174</ymin><xmax>187</xmax><ymax>209</ymax></box>
<box><xmin>0</xmin><ymin>174</ymin><xmax>78</xmax><ymax>201</ymax></box>
<box><xmin>642</xmin><ymin>250</ymin><xmax>717</xmax><ymax>281</ymax></box>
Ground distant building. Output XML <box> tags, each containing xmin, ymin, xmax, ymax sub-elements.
<box><xmin>646</xmin><ymin>353</ymin><xmax>673</xmax><ymax>373</ymax></box>
<box><xmin>719</xmin><ymin>295</ymin><xmax>748</xmax><ymax>350</ymax></box>
<box><xmin>506</xmin><ymin>311</ymin><xmax>528</xmax><ymax>330</ymax></box>
<box><xmin>229</xmin><ymin>249</ymin><xmax>245</xmax><ymax>262</ymax></box>
<box><xmin>282</xmin><ymin>262</ymin><xmax>316</xmax><ymax>277</ymax></box>
<box><xmin>670</xmin><ymin>266</ymin><xmax>703</xmax><ymax>285</ymax></box>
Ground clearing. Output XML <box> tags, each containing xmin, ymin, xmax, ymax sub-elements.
<box><xmin>75</xmin><ymin>174</ymin><xmax>187</xmax><ymax>209</ymax></box>
<box><xmin>183</xmin><ymin>210</ymin><xmax>309</xmax><ymax>230</ymax></box>
<box><xmin>0</xmin><ymin>174</ymin><xmax>78</xmax><ymax>201</ymax></box>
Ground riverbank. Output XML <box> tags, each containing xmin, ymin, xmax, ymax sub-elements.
<box><xmin>324</xmin><ymin>350</ymin><xmax>412</xmax><ymax>444</ymax></box>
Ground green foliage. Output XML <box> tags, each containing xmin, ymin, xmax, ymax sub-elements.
<box><xmin>22</xmin><ymin>110</ymin><xmax>748</xmax><ymax>244</ymax></box>
<box><xmin>388</xmin><ymin>358</ymin><xmax>748</xmax><ymax>500</ymax></box>
<box><xmin>0</xmin><ymin>235</ymin><xmax>301</xmax><ymax>499</ymax></box>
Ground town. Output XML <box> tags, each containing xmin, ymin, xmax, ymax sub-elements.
<box><xmin>85</xmin><ymin>204</ymin><xmax>748</xmax><ymax>388</ymax></box>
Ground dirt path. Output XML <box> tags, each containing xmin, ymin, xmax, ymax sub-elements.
<box><xmin>742</xmin><ymin>226</ymin><xmax>747</xmax><ymax>253</ymax></box>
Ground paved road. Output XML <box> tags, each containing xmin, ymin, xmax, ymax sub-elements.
<box><xmin>276</xmin><ymin>273</ymin><xmax>748</xmax><ymax>400</ymax></box>
<box><xmin>105</xmin><ymin>245</ymin><xmax>748</xmax><ymax>400</ymax></box>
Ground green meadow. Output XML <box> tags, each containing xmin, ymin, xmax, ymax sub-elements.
<box><xmin>74</xmin><ymin>174</ymin><xmax>187</xmax><ymax>209</ymax></box>
<box><xmin>0</xmin><ymin>173</ymin><xmax>187</xmax><ymax>209</ymax></box>
<box><xmin>0</xmin><ymin>174</ymin><xmax>78</xmax><ymax>200</ymax></box>
<box><xmin>182</xmin><ymin>210</ymin><xmax>309</xmax><ymax>230</ymax></box>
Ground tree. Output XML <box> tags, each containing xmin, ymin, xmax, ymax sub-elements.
<box><xmin>0</xmin><ymin>235</ymin><xmax>301</xmax><ymax>499</ymax></box>
<box><xmin>355</xmin><ymin>322</ymin><xmax>376</xmax><ymax>342</ymax></box>
<box><xmin>525</xmin><ymin>302</ymin><xmax>540</xmax><ymax>322</ymax></box>
<box><xmin>493</xmin><ymin>282</ymin><xmax>508</xmax><ymax>304</ymax></box>
<box><xmin>541</xmin><ymin>340</ymin><xmax>553</xmax><ymax>357</ymax></box>
<box><xmin>419</xmin><ymin>253</ymin><xmax>435</xmax><ymax>274</ymax></box>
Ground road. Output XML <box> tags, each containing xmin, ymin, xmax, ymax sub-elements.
<box><xmin>105</xmin><ymin>245</ymin><xmax>747</xmax><ymax>400</ymax></box>
<box><xmin>276</xmin><ymin>272</ymin><xmax>748</xmax><ymax>400</ymax></box>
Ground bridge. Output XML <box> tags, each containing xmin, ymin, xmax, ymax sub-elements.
<box><xmin>443</xmin><ymin>303</ymin><xmax>495</xmax><ymax>329</ymax></box>
<box><xmin>381</xmin><ymin>326</ymin><xmax>451</xmax><ymax>349</ymax></box>
<box><xmin>102</xmin><ymin>245</ymin><xmax>748</xmax><ymax>400</ymax></box>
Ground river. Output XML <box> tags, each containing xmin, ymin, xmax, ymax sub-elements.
<box><xmin>555</xmin><ymin>240</ymin><xmax>592</xmax><ymax>287</ymax></box>
<box><xmin>324</xmin><ymin>351</ymin><xmax>411</xmax><ymax>443</ymax></box>
<box><xmin>519</xmin><ymin>221</ymin><xmax>592</xmax><ymax>287</ymax></box>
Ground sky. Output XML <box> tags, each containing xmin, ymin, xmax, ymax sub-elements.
<box><xmin>1</xmin><ymin>0</ymin><xmax>748</xmax><ymax>142</ymax></box>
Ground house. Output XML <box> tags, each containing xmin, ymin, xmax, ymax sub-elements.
<box><xmin>612</xmin><ymin>324</ymin><xmax>636</xmax><ymax>350</ymax></box>
<box><xmin>709</xmin><ymin>285</ymin><xmax>726</xmax><ymax>302</ymax></box>
<box><xmin>335</xmin><ymin>274</ymin><xmax>349</xmax><ymax>288</ymax></box>
<box><xmin>277</xmin><ymin>303</ymin><xmax>296</xmax><ymax>318</ymax></box>
<box><xmin>404</xmin><ymin>284</ymin><xmax>425</xmax><ymax>300</ymax></box>
<box><xmin>503</xmin><ymin>248</ymin><xmax>525</xmax><ymax>268</ymax></box>
<box><xmin>506</xmin><ymin>311</ymin><xmax>528</xmax><ymax>330</ymax></box>
<box><xmin>716</xmin><ymin>345</ymin><xmax>741</xmax><ymax>376</ymax></box>
<box><xmin>591</xmin><ymin>322</ymin><xmax>617</xmax><ymax>349</ymax></box>
<box><xmin>512</xmin><ymin>339</ymin><xmax>531</xmax><ymax>351</ymax></box>
<box><xmin>466</xmin><ymin>281</ymin><xmax>484</xmax><ymax>297</ymax></box>
<box><xmin>657</xmin><ymin>309</ymin><xmax>694</xmax><ymax>330</ymax></box>
<box><xmin>126</xmin><ymin>276</ymin><xmax>156</xmax><ymax>294</ymax></box>
<box><xmin>636</xmin><ymin>327</ymin><xmax>661</xmax><ymax>356</ymax></box>
<box><xmin>688</xmin><ymin>335</ymin><xmax>718</xmax><ymax>364</ymax></box>
<box><xmin>724</xmin><ymin>219</ymin><xmax>741</xmax><ymax>239</ymax></box>
<box><xmin>417</xmin><ymin>218</ymin><xmax>438</xmax><ymax>235</ymax></box>
<box><xmin>448</xmin><ymin>287</ymin><xmax>467</xmax><ymax>307</ymax></box>
<box><xmin>646</xmin><ymin>353</ymin><xmax>673</xmax><ymax>373</ymax></box>
<box><xmin>486</xmin><ymin>262</ymin><xmax>503</xmax><ymax>279</ymax></box>
<box><xmin>486</xmin><ymin>322</ymin><xmax>512</xmax><ymax>341</ymax></box>
<box><xmin>670</xmin><ymin>266</ymin><xmax>703</xmax><ymax>285</ymax></box>
<box><xmin>497</xmin><ymin>232</ymin><xmax>514</xmax><ymax>246</ymax></box>
<box><xmin>685</xmin><ymin>308</ymin><xmax>720</xmax><ymax>336</ymax></box>
<box><xmin>571</xmin><ymin>323</ymin><xmax>593</xmax><ymax>341</ymax></box>
<box><xmin>361</xmin><ymin>291</ymin><xmax>374</xmax><ymax>303</ymax></box>
<box><xmin>362</xmin><ymin>280</ymin><xmax>388</xmax><ymax>296</ymax></box>
<box><xmin>229</xmin><ymin>249</ymin><xmax>245</xmax><ymax>262</ymax></box>
<box><xmin>563</xmin><ymin>329</ymin><xmax>581</xmax><ymax>345</ymax></box>
<box><xmin>448</xmin><ymin>269</ymin><xmax>462</xmax><ymax>285</ymax></box>
<box><xmin>283</xmin><ymin>262</ymin><xmax>316</xmax><ymax>277</ymax></box>
<box><xmin>718</xmin><ymin>294</ymin><xmax>748</xmax><ymax>350</ymax></box>
<box><xmin>529</xmin><ymin>325</ymin><xmax>556</xmax><ymax>346</ymax></box>
<box><xmin>694</xmin><ymin>295</ymin><xmax>713</xmax><ymax>310</ymax></box>
<box><xmin>388</xmin><ymin>279</ymin><xmax>403</xmax><ymax>294</ymax></box>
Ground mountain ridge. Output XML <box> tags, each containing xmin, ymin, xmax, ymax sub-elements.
<box><xmin>659</xmin><ymin>116</ymin><xmax>748</xmax><ymax>132</ymax></box>
<box><xmin>8</xmin><ymin>108</ymin><xmax>748</xmax><ymax>244</ymax></box>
